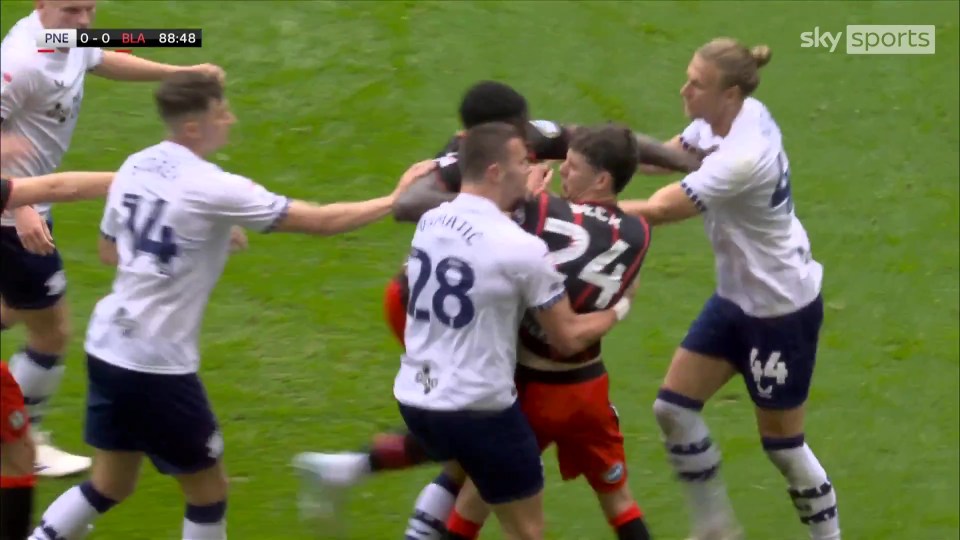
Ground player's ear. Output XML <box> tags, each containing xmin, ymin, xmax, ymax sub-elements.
<box><xmin>596</xmin><ymin>170</ymin><xmax>614</xmax><ymax>192</ymax></box>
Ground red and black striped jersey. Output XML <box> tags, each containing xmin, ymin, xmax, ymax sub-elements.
<box><xmin>516</xmin><ymin>192</ymin><xmax>651</xmax><ymax>363</ymax></box>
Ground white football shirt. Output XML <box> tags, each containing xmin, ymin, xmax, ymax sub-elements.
<box><xmin>85</xmin><ymin>141</ymin><xmax>290</xmax><ymax>374</ymax></box>
<box><xmin>679</xmin><ymin>97</ymin><xmax>823</xmax><ymax>317</ymax></box>
<box><xmin>0</xmin><ymin>11</ymin><xmax>103</xmax><ymax>224</ymax></box>
<box><xmin>394</xmin><ymin>193</ymin><xmax>567</xmax><ymax>411</ymax></box>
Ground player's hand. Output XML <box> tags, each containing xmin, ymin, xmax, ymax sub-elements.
<box><xmin>186</xmin><ymin>64</ymin><xmax>225</xmax><ymax>85</ymax></box>
<box><xmin>392</xmin><ymin>159</ymin><xmax>437</xmax><ymax>198</ymax></box>
<box><xmin>526</xmin><ymin>163</ymin><xmax>554</xmax><ymax>197</ymax></box>
<box><xmin>228</xmin><ymin>226</ymin><xmax>248</xmax><ymax>253</ymax></box>
<box><xmin>13</xmin><ymin>206</ymin><xmax>55</xmax><ymax>255</ymax></box>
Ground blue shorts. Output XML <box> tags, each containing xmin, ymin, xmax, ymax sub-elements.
<box><xmin>681</xmin><ymin>294</ymin><xmax>824</xmax><ymax>410</ymax></box>
<box><xmin>84</xmin><ymin>354</ymin><xmax>223</xmax><ymax>475</ymax></box>
<box><xmin>0</xmin><ymin>222</ymin><xmax>66</xmax><ymax>310</ymax></box>
<box><xmin>398</xmin><ymin>401</ymin><xmax>544</xmax><ymax>505</ymax></box>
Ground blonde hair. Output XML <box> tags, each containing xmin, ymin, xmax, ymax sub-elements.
<box><xmin>696</xmin><ymin>38</ymin><xmax>771</xmax><ymax>96</ymax></box>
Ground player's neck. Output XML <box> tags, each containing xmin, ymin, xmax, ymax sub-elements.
<box><xmin>460</xmin><ymin>183</ymin><xmax>508</xmax><ymax>212</ymax></box>
<box><xmin>706</xmin><ymin>100</ymin><xmax>744</xmax><ymax>138</ymax></box>
<box><xmin>165</xmin><ymin>136</ymin><xmax>207</xmax><ymax>159</ymax></box>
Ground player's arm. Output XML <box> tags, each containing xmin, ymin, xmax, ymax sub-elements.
<box><xmin>515</xmin><ymin>241</ymin><xmax>629</xmax><ymax>357</ymax></box>
<box><xmin>621</xmin><ymin>151</ymin><xmax>752</xmax><ymax>226</ymax></box>
<box><xmin>634</xmin><ymin>133</ymin><xmax>702</xmax><ymax>174</ymax></box>
<box><xmin>392</xmin><ymin>159</ymin><xmax>459</xmax><ymax>223</ymax></box>
<box><xmin>91</xmin><ymin>50</ymin><xmax>223</xmax><ymax>83</ymax></box>
<box><xmin>2</xmin><ymin>172</ymin><xmax>113</xmax><ymax>210</ymax></box>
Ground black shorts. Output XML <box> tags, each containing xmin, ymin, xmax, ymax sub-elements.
<box><xmin>0</xmin><ymin>222</ymin><xmax>66</xmax><ymax>310</ymax></box>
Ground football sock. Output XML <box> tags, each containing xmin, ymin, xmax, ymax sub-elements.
<box><xmin>653</xmin><ymin>388</ymin><xmax>736</xmax><ymax>533</ymax></box>
<box><xmin>183</xmin><ymin>500</ymin><xmax>227</xmax><ymax>540</ymax></box>
<box><xmin>764</xmin><ymin>436</ymin><xmax>840</xmax><ymax>540</ymax></box>
<box><xmin>30</xmin><ymin>481</ymin><xmax>116</xmax><ymax>540</ymax></box>
<box><xmin>368</xmin><ymin>431</ymin><xmax>431</xmax><ymax>472</ymax></box>
<box><xmin>405</xmin><ymin>473</ymin><xmax>462</xmax><ymax>539</ymax></box>
<box><xmin>0</xmin><ymin>475</ymin><xmax>35</xmax><ymax>540</ymax></box>
<box><xmin>443</xmin><ymin>509</ymin><xmax>481</xmax><ymax>540</ymax></box>
<box><xmin>609</xmin><ymin>503</ymin><xmax>650</xmax><ymax>540</ymax></box>
<box><xmin>8</xmin><ymin>348</ymin><xmax>64</xmax><ymax>428</ymax></box>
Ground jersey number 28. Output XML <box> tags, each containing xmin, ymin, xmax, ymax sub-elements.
<box><xmin>407</xmin><ymin>248</ymin><xmax>475</xmax><ymax>329</ymax></box>
<box><xmin>122</xmin><ymin>194</ymin><xmax>179</xmax><ymax>269</ymax></box>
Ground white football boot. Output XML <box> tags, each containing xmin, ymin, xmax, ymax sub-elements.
<box><xmin>33</xmin><ymin>430</ymin><xmax>91</xmax><ymax>478</ymax></box>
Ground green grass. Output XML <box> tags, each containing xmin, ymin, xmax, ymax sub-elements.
<box><xmin>2</xmin><ymin>1</ymin><xmax>958</xmax><ymax>538</ymax></box>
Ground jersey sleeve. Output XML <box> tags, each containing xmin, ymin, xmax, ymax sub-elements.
<box><xmin>0</xmin><ymin>57</ymin><xmax>39</xmax><ymax>121</ymax></box>
<box><xmin>185</xmin><ymin>172</ymin><xmax>291</xmax><ymax>232</ymax></box>
<box><xmin>0</xmin><ymin>178</ymin><xmax>10</xmax><ymax>213</ymax></box>
<box><xmin>84</xmin><ymin>48</ymin><xmax>105</xmax><ymax>71</ymax></box>
<box><xmin>99</xmin><ymin>190</ymin><xmax>124</xmax><ymax>241</ymax></box>
<box><xmin>525</xmin><ymin>120</ymin><xmax>570</xmax><ymax>161</ymax></box>
<box><xmin>679</xmin><ymin>120</ymin><xmax>706</xmax><ymax>151</ymax></box>
<box><xmin>512</xmin><ymin>237</ymin><xmax>567</xmax><ymax>310</ymax></box>
<box><xmin>679</xmin><ymin>150</ymin><xmax>756</xmax><ymax>211</ymax></box>
<box><xmin>434</xmin><ymin>152</ymin><xmax>461</xmax><ymax>192</ymax></box>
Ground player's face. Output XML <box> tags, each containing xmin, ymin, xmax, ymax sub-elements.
<box><xmin>499</xmin><ymin>137</ymin><xmax>532</xmax><ymax>209</ymax></box>
<box><xmin>680</xmin><ymin>54</ymin><xmax>725</xmax><ymax>121</ymax></box>
<box><xmin>36</xmin><ymin>0</ymin><xmax>97</xmax><ymax>30</ymax></box>
<box><xmin>183</xmin><ymin>99</ymin><xmax>235</xmax><ymax>156</ymax></box>
<box><xmin>559</xmin><ymin>150</ymin><xmax>608</xmax><ymax>201</ymax></box>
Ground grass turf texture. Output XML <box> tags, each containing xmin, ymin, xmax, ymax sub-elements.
<box><xmin>2</xmin><ymin>1</ymin><xmax>958</xmax><ymax>538</ymax></box>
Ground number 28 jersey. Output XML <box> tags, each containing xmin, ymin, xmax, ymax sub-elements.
<box><xmin>85</xmin><ymin>141</ymin><xmax>290</xmax><ymax>375</ymax></box>
<box><xmin>516</xmin><ymin>193</ymin><xmax>651</xmax><ymax>364</ymax></box>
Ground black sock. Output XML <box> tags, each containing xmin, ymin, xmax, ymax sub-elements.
<box><xmin>616</xmin><ymin>517</ymin><xmax>651</xmax><ymax>540</ymax></box>
<box><xmin>0</xmin><ymin>485</ymin><xmax>34</xmax><ymax>540</ymax></box>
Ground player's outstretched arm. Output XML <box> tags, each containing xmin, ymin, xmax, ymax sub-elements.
<box><xmin>392</xmin><ymin>174</ymin><xmax>456</xmax><ymax>223</ymax></box>
<box><xmin>620</xmin><ymin>182</ymin><xmax>701</xmax><ymax>226</ymax></box>
<box><xmin>92</xmin><ymin>51</ymin><xmax>224</xmax><ymax>83</ymax></box>
<box><xmin>3</xmin><ymin>172</ymin><xmax>114</xmax><ymax>210</ymax></box>
<box><xmin>276</xmin><ymin>160</ymin><xmax>436</xmax><ymax>235</ymax></box>
<box><xmin>634</xmin><ymin>133</ymin><xmax>702</xmax><ymax>174</ymax></box>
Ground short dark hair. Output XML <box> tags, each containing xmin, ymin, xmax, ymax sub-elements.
<box><xmin>458</xmin><ymin>81</ymin><xmax>528</xmax><ymax>129</ymax></box>
<box><xmin>154</xmin><ymin>71</ymin><xmax>223</xmax><ymax>122</ymax></box>
<box><xmin>459</xmin><ymin>122</ymin><xmax>523</xmax><ymax>183</ymax></box>
<box><xmin>569</xmin><ymin>124</ymin><xmax>639</xmax><ymax>193</ymax></box>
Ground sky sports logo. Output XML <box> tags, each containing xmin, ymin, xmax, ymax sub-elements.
<box><xmin>801</xmin><ymin>25</ymin><xmax>935</xmax><ymax>54</ymax></box>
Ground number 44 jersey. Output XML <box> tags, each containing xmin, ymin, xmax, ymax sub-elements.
<box><xmin>515</xmin><ymin>192</ymin><xmax>651</xmax><ymax>365</ymax></box>
<box><xmin>86</xmin><ymin>141</ymin><xmax>290</xmax><ymax>375</ymax></box>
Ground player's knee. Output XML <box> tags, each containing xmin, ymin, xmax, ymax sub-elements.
<box><xmin>180</xmin><ymin>465</ymin><xmax>229</xmax><ymax>506</ymax></box>
<box><xmin>652</xmin><ymin>387</ymin><xmax>703</xmax><ymax>435</ymax></box>
<box><xmin>24</xmin><ymin>309</ymin><xmax>71</xmax><ymax>353</ymax></box>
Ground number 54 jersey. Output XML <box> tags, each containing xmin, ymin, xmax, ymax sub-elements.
<box><xmin>85</xmin><ymin>141</ymin><xmax>290</xmax><ymax>375</ymax></box>
<box><xmin>516</xmin><ymin>192</ymin><xmax>652</xmax><ymax>364</ymax></box>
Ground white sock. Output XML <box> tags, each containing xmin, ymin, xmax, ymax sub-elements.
<box><xmin>183</xmin><ymin>501</ymin><xmax>227</xmax><ymax>540</ymax></box>
<box><xmin>30</xmin><ymin>483</ymin><xmax>114</xmax><ymax>540</ymax></box>
<box><xmin>404</xmin><ymin>474</ymin><xmax>461</xmax><ymax>539</ymax></box>
<box><xmin>654</xmin><ymin>391</ymin><xmax>736</xmax><ymax>533</ymax></box>
<box><xmin>8</xmin><ymin>348</ymin><xmax>65</xmax><ymax>428</ymax></box>
<box><xmin>183</xmin><ymin>519</ymin><xmax>226</xmax><ymax>540</ymax></box>
<box><xmin>765</xmin><ymin>438</ymin><xmax>841</xmax><ymax>540</ymax></box>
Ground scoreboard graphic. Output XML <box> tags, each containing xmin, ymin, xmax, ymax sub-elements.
<box><xmin>37</xmin><ymin>29</ymin><xmax>202</xmax><ymax>51</ymax></box>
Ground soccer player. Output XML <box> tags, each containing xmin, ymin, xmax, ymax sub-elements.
<box><xmin>27</xmin><ymin>71</ymin><xmax>432</xmax><ymax>540</ymax></box>
<box><xmin>619</xmin><ymin>39</ymin><xmax>840</xmax><ymax>540</ymax></box>
<box><xmin>393</xmin><ymin>122</ymin><xmax>633</xmax><ymax>540</ymax></box>
<box><xmin>441</xmin><ymin>125</ymin><xmax>653</xmax><ymax>540</ymax></box>
<box><xmin>1</xmin><ymin>0</ymin><xmax>226</xmax><ymax>476</ymax></box>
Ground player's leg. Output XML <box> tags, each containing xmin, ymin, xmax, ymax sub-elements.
<box><xmin>0</xmin><ymin>232</ymin><xmax>89</xmax><ymax>477</ymax></box>
<box><xmin>572</xmin><ymin>375</ymin><xmax>650</xmax><ymax>540</ymax></box>
<box><xmin>1</xmin><ymin>362</ymin><xmax>36</xmax><ymax>540</ymax></box>
<box><xmin>745</xmin><ymin>296</ymin><xmax>840</xmax><ymax>540</ymax></box>
<box><xmin>29</xmin><ymin>354</ymin><xmax>147</xmax><ymax>540</ymax></box>
<box><xmin>1</xmin><ymin>297</ymin><xmax>23</xmax><ymax>329</ymax></box>
<box><xmin>403</xmin><ymin>463</ymin><xmax>465</xmax><ymax>540</ymax></box>
<box><xmin>146</xmin><ymin>373</ymin><xmax>228</xmax><ymax>540</ymax></box>
<box><xmin>652</xmin><ymin>294</ymin><xmax>742</xmax><ymax>539</ymax></box>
